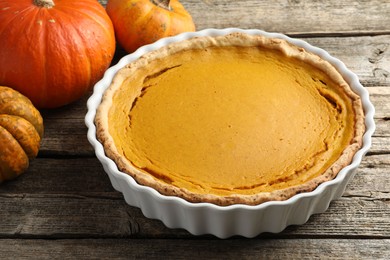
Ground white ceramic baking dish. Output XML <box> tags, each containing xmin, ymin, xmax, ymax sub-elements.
<box><xmin>85</xmin><ymin>28</ymin><xmax>375</xmax><ymax>238</ymax></box>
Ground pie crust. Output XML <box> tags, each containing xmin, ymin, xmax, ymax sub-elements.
<box><xmin>95</xmin><ymin>32</ymin><xmax>365</xmax><ymax>206</ymax></box>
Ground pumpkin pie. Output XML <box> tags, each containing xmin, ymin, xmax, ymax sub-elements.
<box><xmin>95</xmin><ymin>33</ymin><xmax>365</xmax><ymax>206</ymax></box>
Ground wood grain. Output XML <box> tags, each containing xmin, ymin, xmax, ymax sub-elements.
<box><xmin>99</xmin><ymin>0</ymin><xmax>390</xmax><ymax>36</ymax></box>
<box><xmin>0</xmin><ymin>238</ymin><xmax>389</xmax><ymax>260</ymax></box>
<box><xmin>0</xmin><ymin>194</ymin><xmax>389</xmax><ymax>239</ymax></box>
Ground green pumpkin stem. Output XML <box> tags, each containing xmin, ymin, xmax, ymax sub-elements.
<box><xmin>151</xmin><ymin>0</ymin><xmax>172</xmax><ymax>11</ymax></box>
<box><xmin>33</xmin><ymin>0</ymin><xmax>55</xmax><ymax>8</ymax></box>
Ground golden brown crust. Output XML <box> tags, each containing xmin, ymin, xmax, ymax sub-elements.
<box><xmin>95</xmin><ymin>32</ymin><xmax>365</xmax><ymax>206</ymax></box>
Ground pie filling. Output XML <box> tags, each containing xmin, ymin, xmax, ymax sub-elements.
<box><xmin>107</xmin><ymin>45</ymin><xmax>356</xmax><ymax>197</ymax></box>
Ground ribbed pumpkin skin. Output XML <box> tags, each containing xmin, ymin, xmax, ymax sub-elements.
<box><xmin>106</xmin><ymin>0</ymin><xmax>195</xmax><ymax>53</ymax></box>
<box><xmin>0</xmin><ymin>0</ymin><xmax>116</xmax><ymax>108</ymax></box>
<box><xmin>0</xmin><ymin>86</ymin><xmax>44</xmax><ymax>182</ymax></box>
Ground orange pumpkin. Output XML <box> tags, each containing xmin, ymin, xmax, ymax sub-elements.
<box><xmin>0</xmin><ymin>0</ymin><xmax>116</xmax><ymax>108</ymax></box>
<box><xmin>106</xmin><ymin>0</ymin><xmax>195</xmax><ymax>53</ymax></box>
<box><xmin>0</xmin><ymin>86</ymin><xmax>44</xmax><ymax>182</ymax></box>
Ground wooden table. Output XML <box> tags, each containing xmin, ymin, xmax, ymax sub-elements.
<box><xmin>1</xmin><ymin>1</ymin><xmax>389</xmax><ymax>259</ymax></box>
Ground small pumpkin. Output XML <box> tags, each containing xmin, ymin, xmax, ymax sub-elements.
<box><xmin>0</xmin><ymin>0</ymin><xmax>116</xmax><ymax>108</ymax></box>
<box><xmin>0</xmin><ymin>86</ymin><xmax>44</xmax><ymax>183</ymax></box>
<box><xmin>106</xmin><ymin>0</ymin><xmax>196</xmax><ymax>53</ymax></box>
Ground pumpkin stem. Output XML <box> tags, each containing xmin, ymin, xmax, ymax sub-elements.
<box><xmin>33</xmin><ymin>0</ymin><xmax>55</xmax><ymax>8</ymax></box>
<box><xmin>151</xmin><ymin>0</ymin><xmax>172</xmax><ymax>11</ymax></box>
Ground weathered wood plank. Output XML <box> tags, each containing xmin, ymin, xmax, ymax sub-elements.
<box><xmin>0</xmin><ymin>195</ymin><xmax>387</xmax><ymax>238</ymax></box>
<box><xmin>1</xmin><ymin>194</ymin><xmax>390</xmax><ymax>238</ymax></box>
<box><xmin>0</xmin><ymin>158</ymin><xmax>116</xmax><ymax>195</ymax></box>
<box><xmin>98</xmin><ymin>0</ymin><xmax>390</xmax><ymax>36</ymax></box>
<box><xmin>374</xmin><ymin>119</ymin><xmax>390</xmax><ymax>137</ymax></box>
<box><xmin>0</xmin><ymin>238</ymin><xmax>389</xmax><ymax>260</ymax></box>
<box><xmin>0</xmin><ymin>195</ymin><xmax>186</xmax><ymax>238</ymax></box>
<box><xmin>367</xmin><ymin>87</ymin><xmax>390</xmax><ymax>120</ymax></box>
<box><xmin>370</xmin><ymin>137</ymin><xmax>390</xmax><ymax>156</ymax></box>
<box><xmin>302</xmin><ymin>36</ymin><xmax>390</xmax><ymax>88</ymax></box>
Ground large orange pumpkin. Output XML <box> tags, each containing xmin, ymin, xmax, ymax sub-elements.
<box><xmin>0</xmin><ymin>0</ymin><xmax>116</xmax><ymax>108</ymax></box>
<box><xmin>0</xmin><ymin>86</ymin><xmax>44</xmax><ymax>182</ymax></box>
<box><xmin>106</xmin><ymin>0</ymin><xmax>195</xmax><ymax>53</ymax></box>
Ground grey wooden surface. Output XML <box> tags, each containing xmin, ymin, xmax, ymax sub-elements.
<box><xmin>1</xmin><ymin>1</ymin><xmax>389</xmax><ymax>259</ymax></box>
